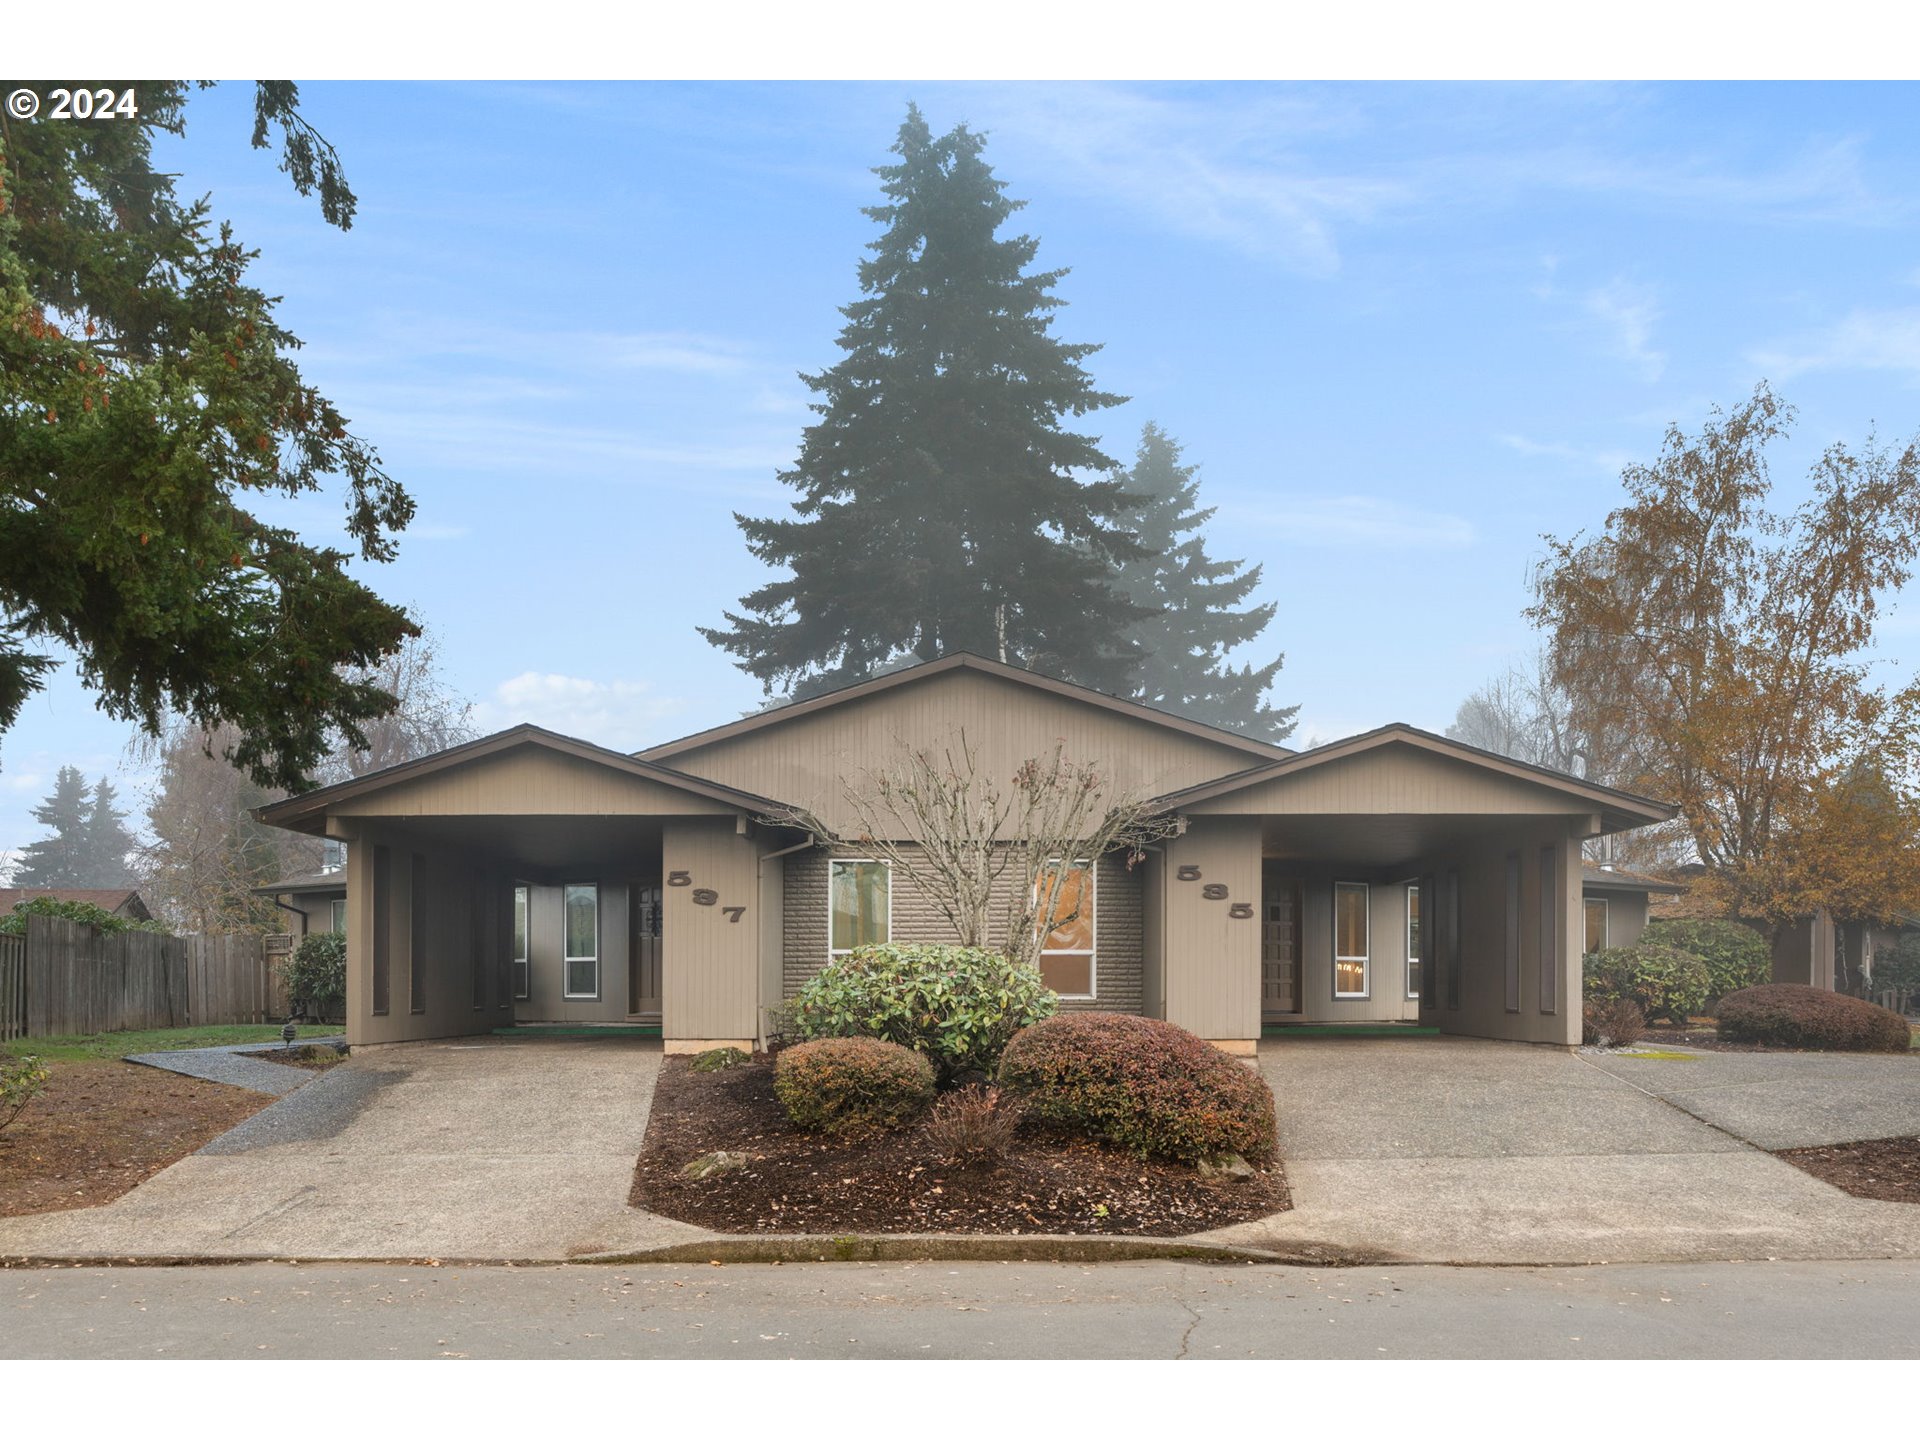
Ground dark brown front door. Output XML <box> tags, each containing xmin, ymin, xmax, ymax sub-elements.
<box><xmin>629</xmin><ymin>881</ymin><xmax>662</xmax><ymax>1019</ymax></box>
<box><xmin>1261</xmin><ymin>864</ymin><xmax>1303</xmax><ymax>1019</ymax></box>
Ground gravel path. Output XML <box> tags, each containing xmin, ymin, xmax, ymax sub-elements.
<box><xmin>122</xmin><ymin>1038</ymin><xmax>346</xmax><ymax>1097</ymax></box>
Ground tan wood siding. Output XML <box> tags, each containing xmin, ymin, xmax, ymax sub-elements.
<box><xmin>1180</xmin><ymin>745</ymin><xmax>1597</xmax><ymax>817</ymax></box>
<box><xmin>660</xmin><ymin>669</ymin><xmax>1265</xmax><ymax>830</ymax></box>
<box><xmin>778</xmin><ymin>845</ymin><xmax>1145</xmax><ymax>1015</ymax></box>
<box><xmin>331</xmin><ymin>748</ymin><xmax>739</xmax><ymax>819</ymax></box>
<box><xmin>1160</xmin><ymin>816</ymin><xmax>1262</xmax><ymax>1040</ymax></box>
<box><xmin>661</xmin><ymin>818</ymin><xmax>761</xmax><ymax>1041</ymax></box>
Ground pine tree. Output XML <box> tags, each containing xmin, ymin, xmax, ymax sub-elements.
<box><xmin>1114</xmin><ymin>424</ymin><xmax>1298</xmax><ymax>742</ymax></box>
<box><xmin>12</xmin><ymin>766</ymin><xmax>91</xmax><ymax>885</ymax></box>
<box><xmin>702</xmin><ymin>105</ymin><xmax>1149</xmax><ymax>698</ymax></box>
<box><xmin>79</xmin><ymin>778</ymin><xmax>138</xmax><ymax>888</ymax></box>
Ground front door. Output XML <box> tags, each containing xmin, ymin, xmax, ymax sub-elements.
<box><xmin>1261</xmin><ymin>864</ymin><xmax>1303</xmax><ymax>1018</ymax></box>
<box><xmin>628</xmin><ymin>880</ymin><xmax>662</xmax><ymax>1020</ymax></box>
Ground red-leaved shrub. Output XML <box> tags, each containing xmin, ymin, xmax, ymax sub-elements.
<box><xmin>996</xmin><ymin>1013</ymin><xmax>1276</xmax><ymax>1164</ymax></box>
<box><xmin>924</xmin><ymin>1085</ymin><xmax>1024</xmax><ymax>1168</ymax></box>
<box><xmin>773</xmin><ymin>1037</ymin><xmax>936</xmax><ymax>1135</ymax></box>
<box><xmin>1714</xmin><ymin>984</ymin><xmax>1912</xmax><ymax>1053</ymax></box>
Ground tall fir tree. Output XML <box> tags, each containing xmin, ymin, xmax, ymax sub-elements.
<box><xmin>79</xmin><ymin>777</ymin><xmax>138</xmax><ymax>888</ymax></box>
<box><xmin>702</xmin><ymin>105</ymin><xmax>1149</xmax><ymax>698</ymax></box>
<box><xmin>11</xmin><ymin>765</ymin><xmax>91</xmax><ymax>885</ymax></box>
<box><xmin>1114</xmin><ymin>424</ymin><xmax>1298</xmax><ymax>742</ymax></box>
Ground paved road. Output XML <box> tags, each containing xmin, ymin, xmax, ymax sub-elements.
<box><xmin>6</xmin><ymin>1259</ymin><xmax>1919</xmax><ymax>1359</ymax></box>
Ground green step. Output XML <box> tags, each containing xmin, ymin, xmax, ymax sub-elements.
<box><xmin>490</xmin><ymin>1025</ymin><xmax>662</xmax><ymax>1038</ymax></box>
<box><xmin>1262</xmin><ymin>1024</ymin><xmax>1440</xmax><ymax>1038</ymax></box>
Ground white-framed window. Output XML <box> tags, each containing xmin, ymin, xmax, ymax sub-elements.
<box><xmin>829</xmin><ymin>859</ymin><xmax>890</xmax><ymax>956</ymax></box>
<box><xmin>563</xmin><ymin>883</ymin><xmax>599</xmax><ymax>999</ymax></box>
<box><xmin>1404</xmin><ymin>882</ymin><xmax>1422</xmax><ymax>1000</ymax></box>
<box><xmin>1583</xmin><ymin>897</ymin><xmax>1609</xmax><ymax>955</ymax></box>
<box><xmin>330</xmin><ymin>898</ymin><xmax>347</xmax><ymax>935</ymax></box>
<box><xmin>1034</xmin><ymin>858</ymin><xmax>1096</xmax><ymax>999</ymax></box>
<box><xmin>512</xmin><ymin>884</ymin><xmax>530</xmax><ymax>1001</ymax></box>
<box><xmin>1334</xmin><ymin>880</ymin><xmax>1370</xmax><ymax>999</ymax></box>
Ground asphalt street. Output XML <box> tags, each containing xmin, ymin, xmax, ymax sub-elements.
<box><xmin>5</xmin><ymin>1258</ymin><xmax>1919</xmax><ymax>1359</ymax></box>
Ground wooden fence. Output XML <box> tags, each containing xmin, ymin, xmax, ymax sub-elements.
<box><xmin>1872</xmin><ymin>985</ymin><xmax>1915</xmax><ymax>1017</ymax></box>
<box><xmin>0</xmin><ymin>917</ymin><xmax>290</xmax><ymax>1041</ymax></box>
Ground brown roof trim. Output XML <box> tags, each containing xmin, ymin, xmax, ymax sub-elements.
<box><xmin>1580</xmin><ymin>864</ymin><xmax>1688</xmax><ymax>895</ymax></box>
<box><xmin>1151</xmin><ymin>723</ymin><xmax>1678</xmax><ymax>822</ymax></box>
<box><xmin>249</xmin><ymin>873</ymin><xmax>350</xmax><ymax>896</ymax></box>
<box><xmin>254</xmin><ymin>725</ymin><xmax>786</xmax><ymax>834</ymax></box>
<box><xmin>634</xmin><ymin>651</ymin><xmax>1295</xmax><ymax>765</ymax></box>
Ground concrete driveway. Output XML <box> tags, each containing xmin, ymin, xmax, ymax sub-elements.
<box><xmin>1205</xmin><ymin>1037</ymin><xmax>1920</xmax><ymax>1265</ymax></box>
<box><xmin>0</xmin><ymin>1036</ymin><xmax>704</xmax><ymax>1262</ymax></box>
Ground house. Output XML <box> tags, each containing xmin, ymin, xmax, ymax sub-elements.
<box><xmin>1579</xmin><ymin>863</ymin><xmax>1687</xmax><ymax>954</ymax></box>
<box><xmin>0</xmin><ymin>887</ymin><xmax>154</xmax><ymax>923</ymax></box>
<box><xmin>255</xmin><ymin>652</ymin><xmax>1675</xmax><ymax>1053</ymax></box>
<box><xmin>253</xmin><ymin>870</ymin><xmax>348</xmax><ymax>937</ymax></box>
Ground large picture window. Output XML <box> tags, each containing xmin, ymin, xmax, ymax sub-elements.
<box><xmin>829</xmin><ymin>860</ymin><xmax>890</xmax><ymax>956</ymax></box>
<box><xmin>1035</xmin><ymin>859</ymin><xmax>1096</xmax><ymax>998</ymax></box>
<box><xmin>563</xmin><ymin>884</ymin><xmax>599</xmax><ymax>999</ymax></box>
<box><xmin>512</xmin><ymin>884</ymin><xmax>530</xmax><ymax>1001</ymax></box>
<box><xmin>1584</xmin><ymin>897</ymin><xmax>1609</xmax><ymax>955</ymax></box>
<box><xmin>1404</xmin><ymin>882</ymin><xmax>1422</xmax><ymax>999</ymax></box>
<box><xmin>1334</xmin><ymin>881</ymin><xmax>1370</xmax><ymax>998</ymax></box>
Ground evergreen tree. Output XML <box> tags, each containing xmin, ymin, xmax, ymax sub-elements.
<box><xmin>11</xmin><ymin>765</ymin><xmax>90</xmax><ymax>885</ymax></box>
<box><xmin>1114</xmin><ymin>424</ymin><xmax>1298</xmax><ymax>742</ymax></box>
<box><xmin>702</xmin><ymin>106</ymin><xmax>1149</xmax><ymax>698</ymax></box>
<box><xmin>79</xmin><ymin>778</ymin><xmax>138</xmax><ymax>888</ymax></box>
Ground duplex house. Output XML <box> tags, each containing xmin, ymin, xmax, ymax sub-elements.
<box><xmin>257</xmin><ymin>653</ymin><xmax>1674</xmax><ymax>1053</ymax></box>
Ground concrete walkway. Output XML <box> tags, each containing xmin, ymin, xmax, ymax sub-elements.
<box><xmin>1203</xmin><ymin>1036</ymin><xmax>1920</xmax><ymax>1264</ymax></box>
<box><xmin>0</xmin><ymin>1036</ymin><xmax>704</xmax><ymax>1262</ymax></box>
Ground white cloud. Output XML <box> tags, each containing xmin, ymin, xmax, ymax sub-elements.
<box><xmin>1232</xmin><ymin>494</ymin><xmax>1474</xmax><ymax>550</ymax></box>
<box><xmin>1584</xmin><ymin>279</ymin><xmax>1665</xmax><ymax>381</ymax></box>
<box><xmin>473</xmin><ymin>672</ymin><xmax>687</xmax><ymax>752</ymax></box>
<box><xmin>1496</xmin><ymin>433</ymin><xmax>1635</xmax><ymax>474</ymax></box>
<box><xmin>1749</xmin><ymin>306</ymin><xmax>1920</xmax><ymax>381</ymax></box>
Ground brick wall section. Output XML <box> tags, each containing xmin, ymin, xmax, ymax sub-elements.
<box><xmin>781</xmin><ymin>846</ymin><xmax>1142</xmax><ymax>1015</ymax></box>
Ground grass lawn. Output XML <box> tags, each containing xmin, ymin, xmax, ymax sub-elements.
<box><xmin>0</xmin><ymin>1024</ymin><xmax>295</xmax><ymax>1064</ymax></box>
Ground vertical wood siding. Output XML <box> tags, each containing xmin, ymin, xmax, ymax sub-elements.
<box><xmin>1160</xmin><ymin>816</ymin><xmax>1263</xmax><ymax>1040</ymax></box>
<box><xmin>331</xmin><ymin>747</ymin><xmax>737</xmax><ymax>817</ymax></box>
<box><xmin>1181</xmin><ymin>745</ymin><xmax>1590</xmax><ymax>816</ymax></box>
<box><xmin>661</xmin><ymin>818</ymin><xmax>761</xmax><ymax>1040</ymax></box>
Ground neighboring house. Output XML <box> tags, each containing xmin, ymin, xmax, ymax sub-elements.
<box><xmin>1770</xmin><ymin>909</ymin><xmax>1920</xmax><ymax>992</ymax></box>
<box><xmin>1580</xmin><ymin>864</ymin><xmax>1687</xmax><ymax>954</ymax></box>
<box><xmin>255</xmin><ymin>652</ymin><xmax>1675</xmax><ymax>1054</ymax></box>
<box><xmin>0</xmin><ymin>887</ymin><xmax>154</xmax><ymax>923</ymax></box>
<box><xmin>252</xmin><ymin>871</ymin><xmax>348</xmax><ymax>938</ymax></box>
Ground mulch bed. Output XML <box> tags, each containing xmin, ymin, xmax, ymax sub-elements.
<box><xmin>1776</xmin><ymin>1135</ymin><xmax>1920</xmax><ymax>1203</ymax></box>
<box><xmin>631</xmin><ymin>1054</ymin><xmax>1289</xmax><ymax>1236</ymax></box>
<box><xmin>0</xmin><ymin>1061</ymin><xmax>271</xmax><ymax>1217</ymax></box>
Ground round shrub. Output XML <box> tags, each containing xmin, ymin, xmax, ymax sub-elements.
<box><xmin>1584</xmin><ymin>942</ymin><xmax>1710</xmax><ymax>1025</ymax></box>
<box><xmin>1643</xmin><ymin>918</ymin><xmax>1771</xmax><ymax>1005</ymax></box>
<box><xmin>1714</xmin><ymin>984</ymin><xmax>1912</xmax><ymax>1053</ymax></box>
<box><xmin>786</xmin><ymin>942</ymin><xmax>1058</xmax><ymax>1083</ymax></box>
<box><xmin>996</xmin><ymin>1013</ymin><xmax>1276</xmax><ymax>1165</ymax></box>
<box><xmin>773</xmin><ymin>1037</ymin><xmax>937</xmax><ymax>1136</ymax></box>
<box><xmin>281</xmin><ymin>931</ymin><xmax>347</xmax><ymax>1020</ymax></box>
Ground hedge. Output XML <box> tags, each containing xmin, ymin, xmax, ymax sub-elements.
<box><xmin>772</xmin><ymin>1036</ymin><xmax>937</xmax><ymax>1135</ymax></box>
<box><xmin>1714</xmin><ymin>984</ymin><xmax>1912</xmax><ymax>1053</ymax></box>
<box><xmin>1642</xmin><ymin>918</ymin><xmax>1771</xmax><ymax>1005</ymax></box>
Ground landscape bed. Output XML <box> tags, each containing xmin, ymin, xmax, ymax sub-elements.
<box><xmin>1776</xmin><ymin>1135</ymin><xmax>1920</xmax><ymax>1203</ymax></box>
<box><xmin>631</xmin><ymin>1053</ymin><xmax>1289</xmax><ymax>1236</ymax></box>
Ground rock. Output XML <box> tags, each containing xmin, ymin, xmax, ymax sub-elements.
<box><xmin>1198</xmin><ymin>1152</ymin><xmax>1256</xmax><ymax>1182</ymax></box>
<box><xmin>681</xmin><ymin>1150</ymin><xmax>750</xmax><ymax>1180</ymax></box>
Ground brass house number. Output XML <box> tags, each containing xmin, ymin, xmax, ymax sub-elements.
<box><xmin>667</xmin><ymin>870</ymin><xmax>746</xmax><ymax>923</ymax></box>
<box><xmin>1175</xmin><ymin>864</ymin><xmax>1254</xmax><ymax>919</ymax></box>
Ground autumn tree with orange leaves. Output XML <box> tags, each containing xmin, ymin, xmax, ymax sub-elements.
<box><xmin>1528</xmin><ymin>383</ymin><xmax>1920</xmax><ymax>932</ymax></box>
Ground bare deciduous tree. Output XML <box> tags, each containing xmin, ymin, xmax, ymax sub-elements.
<box><xmin>766</xmin><ymin>730</ymin><xmax>1180</xmax><ymax>969</ymax></box>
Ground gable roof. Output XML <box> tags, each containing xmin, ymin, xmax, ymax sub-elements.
<box><xmin>634</xmin><ymin>651</ymin><xmax>1294</xmax><ymax>766</ymax></box>
<box><xmin>250</xmin><ymin>871</ymin><xmax>349</xmax><ymax>896</ymax></box>
<box><xmin>1152</xmin><ymin>723</ymin><xmax>1677</xmax><ymax>825</ymax></box>
<box><xmin>1581</xmin><ymin>863</ymin><xmax>1688</xmax><ymax>895</ymax></box>
<box><xmin>0</xmin><ymin>887</ymin><xmax>152</xmax><ymax>920</ymax></box>
<box><xmin>255</xmin><ymin>724</ymin><xmax>787</xmax><ymax>836</ymax></box>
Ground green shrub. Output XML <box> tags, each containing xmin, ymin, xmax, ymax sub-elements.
<box><xmin>1715</xmin><ymin>984</ymin><xmax>1912</xmax><ymax>1053</ymax></box>
<box><xmin>1643</xmin><ymin>918</ymin><xmax>1771</xmax><ymax>1004</ymax></box>
<box><xmin>0</xmin><ymin>1053</ymin><xmax>49</xmax><ymax>1135</ymax></box>
<box><xmin>0</xmin><ymin>896</ymin><xmax>169</xmax><ymax>937</ymax></box>
<box><xmin>996</xmin><ymin>1013</ymin><xmax>1277</xmax><ymax>1165</ymax></box>
<box><xmin>281</xmin><ymin>931</ymin><xmax>346</xmax><ymax>1018</ymax></box>
<box><xmin>785</xmin><ymin>942</ymin><xmax>1058</xmax><ymax>1084</ymax></box>
<box><xmin>773</xmin><ymin>1037</ymin><xmax>937</xmax><ymax>1136</ymax></box>
<box><xmin>1876</xmin><ymin>933</ymin><xmax>1920</xmax><ymax>991</ymax></box>
<box><xmin>1584</xmin><ymin>942</ymin><xmax>1710</xmax><ymax>1025</ymax></box>
<box><xmin>691</xmin><ymin>1045</ymin><xmax>750</xmax><ymax>1073</ymax></box>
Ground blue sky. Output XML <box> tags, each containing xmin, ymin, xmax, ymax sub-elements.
<box><xmin>9</xmin><ymin>79</ymin><xmax>1920</xmax><ymax>859</ymax></box>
